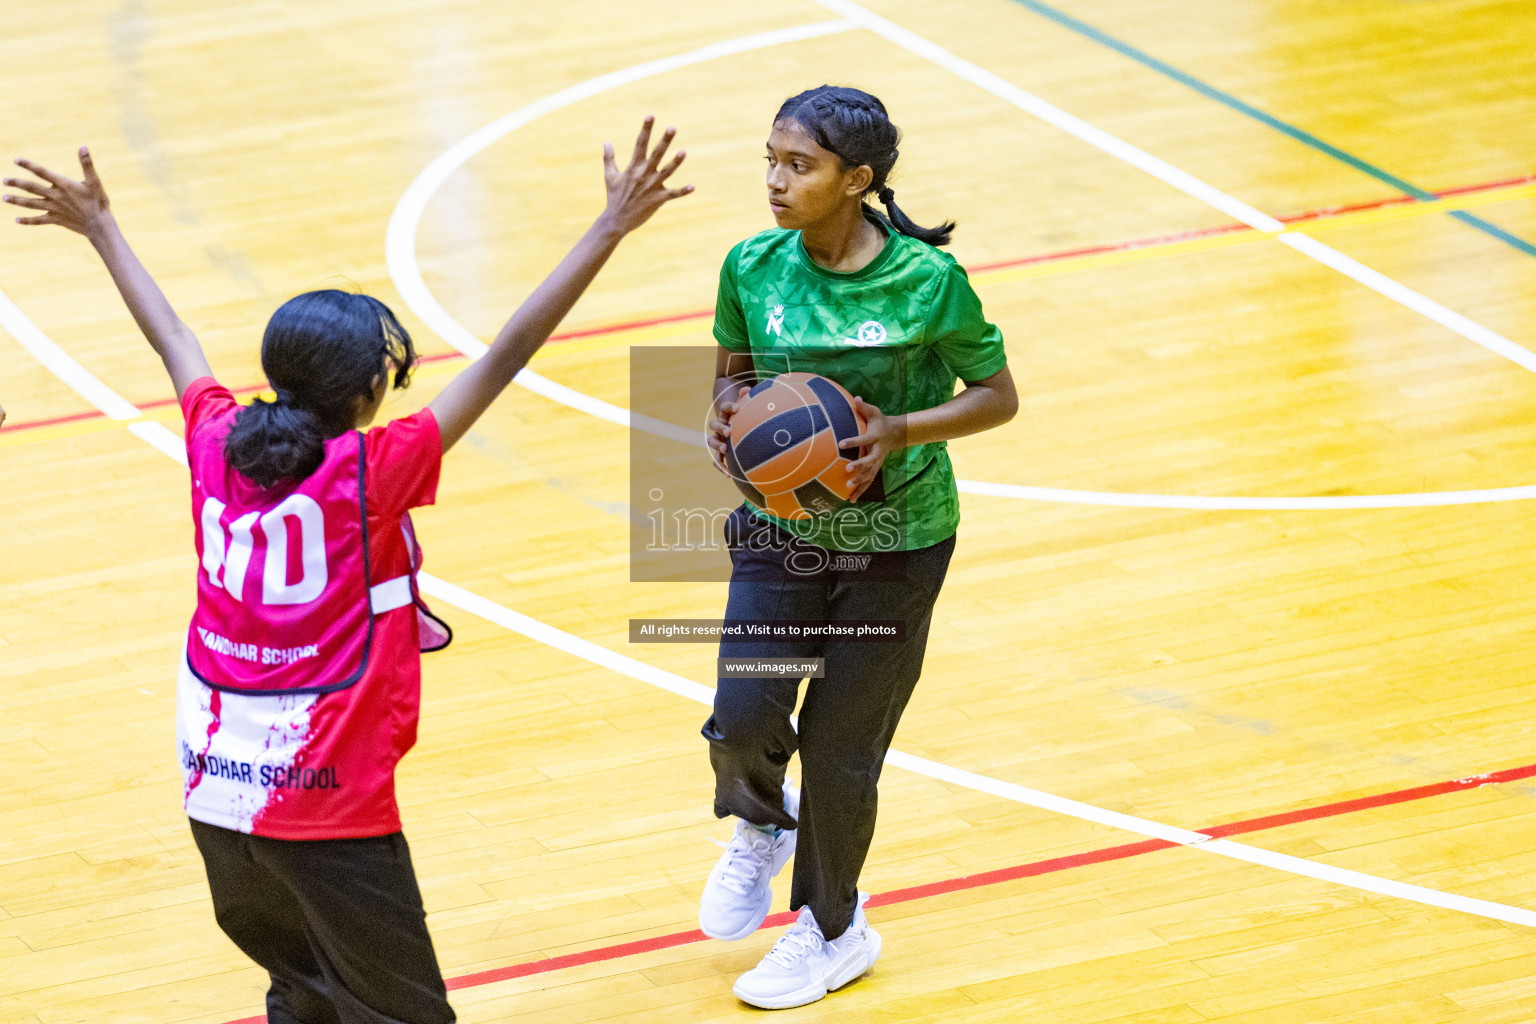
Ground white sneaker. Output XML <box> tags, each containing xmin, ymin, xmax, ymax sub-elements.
<box><xmin>732</xmin><ymin>893</ymin><xmax>882</xmax><ymax>1010</ymax></box>
<box><xmin>699</xmin><ymin>781</ymin><xmax>799</xmax><ymax>941</ymax></box>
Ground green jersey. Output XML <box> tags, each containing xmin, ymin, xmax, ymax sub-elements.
<box><xmin>714</xmin><ymin>212</ymin><xmax>1008</xmax><ymax>551</ymax></box>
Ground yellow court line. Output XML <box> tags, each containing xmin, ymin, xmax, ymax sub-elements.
<box><xmin>0</xmin><ymin>417</ymin><xmax>129</xmax><ymax>448</ymax></box>
<box><xmin>1302</xmin><ymin>181</ymin><xmax>1536</xmax><ymax>232</ymax></box>
<box><xmin>0</xmin><ymin>406</ymin><xmax>182</xmax><ymax>450</ymax></box>
<box><xmin>399</xmin><ymin>321</ymin><xmax>707</xmax><ymax>379</ymax></box>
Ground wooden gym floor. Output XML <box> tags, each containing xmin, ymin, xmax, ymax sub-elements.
<box><xmin>3</xmin><ymin>0</ymin><xmax>1536</xmax><ymax>1020</ymax></box>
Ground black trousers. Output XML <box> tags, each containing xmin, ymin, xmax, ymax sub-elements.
<box><xmin>190</xmin><ymin>819</ymin><xmax>455</xmax><ymax>1024</ymax></box>
<box><xmin>702</xmin><ymin>504</ymin><xmax>956</xmax><ymax>941</ymax></box>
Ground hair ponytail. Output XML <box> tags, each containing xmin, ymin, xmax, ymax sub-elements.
<box><xmin>775</xmin><ymin>86</ymin><xmax>955</xmax><ymax>247</ymax></box>
<box><xmin>873</xmin><ymin>184</ymin><xmax>951</xmax><ymax>248</ymax></box>
<box><xmin>223</xmin><ymin>290</ymin><xmax>417</xmax><ymax>489</ymax></box>
<box><xmin>224</xmin><ymin>396</ymin><xmax>330</xmax><ymax>488</ymax></box>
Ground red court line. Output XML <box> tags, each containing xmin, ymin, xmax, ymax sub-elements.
<box><xmin>6</xmin><ymin>407</ymin><xmax>111</xmax><ymax>431</ymax></box>
<box><xmin>965</xmin><ymin>224</ymin><xmax>1249</xmax><ymax>274</ymax></box>
<box><xmin>11</xmin><ymin>174</ymin><xmax>1532</xmax><ymax>438</ymax></box>
<box><xmin>217</xmin><ymin>757</ymin><xmax>1536</xmax><ymax>1022</ymax></box>
<box><xmin>3</xmin><ymin>352</ymin><xmax>471</xmax><ymax>434</ymax></box>
<box><xmin>1204</xmin><ymin>761</ymin><xmax>1536</xmax><ymax>837</ymax></box>
<box><xmin>964</xmin><ymin>172</ymin><xmax>1536</xmax><ymax>275</ymax></box>
<box><xmin>545</xmin><ymin>308</ymin><xmax>714</xmax><ymax>340</ymax></box>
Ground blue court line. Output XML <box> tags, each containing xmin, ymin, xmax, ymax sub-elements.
<box><xmin>1004</xmin><ymin>0</ymin><xmax>1536</xmax><ymax>259</ymax></box>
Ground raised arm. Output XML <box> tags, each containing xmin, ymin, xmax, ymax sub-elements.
<box><xmin>4</xmin><ymin>147</ymin><xmax>212</xmax><ymax>400</ymax></box>
<box><xmin>428</xmin><ymin>117</ymin><xmax>694</xmax><ymax>453</ymax></box>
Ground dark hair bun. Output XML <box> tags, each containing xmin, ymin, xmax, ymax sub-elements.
<box><xmin>223</xmin><ymin>290</ymin><xmax>417</xmax><ymax>487</ymax></box>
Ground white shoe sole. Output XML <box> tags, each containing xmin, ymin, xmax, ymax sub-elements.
<box><xmin>732</xmin><ymin>927</ymin><xmax>881</xmax><ymax>1010</ymax></box>
<box><xmin>733</xmin><ymin>976</ymin><xmax>828</xmax><ymax>1010</ymax></box>
<box><xmin>826</xmin><ymin>926</ymin><xmax>881</xmax><ymax>993</ymax></box>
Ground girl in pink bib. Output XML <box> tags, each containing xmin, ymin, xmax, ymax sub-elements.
<box><xmin>7</xmin><ymin>119</ymin><xmax>691</xmax><ymax>1024</ymax></box>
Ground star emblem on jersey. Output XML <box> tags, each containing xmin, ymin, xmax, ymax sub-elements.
<box><xmin>766</xmin><ymin>304</ymin><xmax>785</xmax><ymax>337</ymax></box>
<box><xmin>848</xmin><ymin>320</ymin><xmax>887</xmax><ymax>347</ymax></box>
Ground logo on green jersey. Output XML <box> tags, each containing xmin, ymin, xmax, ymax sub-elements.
<box><xmin>848</xmin><ymin>320</ymin><xmax>888</xmax><ymax>347</ymax></box>
<box><xmin>766</xmin><ymin>304</ymin><xmax>785</xmax><ymax>337</ymax></box>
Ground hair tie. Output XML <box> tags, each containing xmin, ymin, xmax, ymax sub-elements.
<box><xmin>272</xmin><ymin>388</ymin><xmax>295</xmax><ymax>406</ymax></box>
<box><xmin>877</xmin><ymin>187</ymin><xmax>895</xmax><ymax>205</ymax></box>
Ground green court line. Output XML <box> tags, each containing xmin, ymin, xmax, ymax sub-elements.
<box><xmin>1005</xmin><ymin>0</ymin><xmax>1536</xmax><ymax>259</ymax></box>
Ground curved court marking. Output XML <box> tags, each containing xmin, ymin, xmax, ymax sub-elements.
<box><xmin>12</xmin><ymin>174</ymin><xmax>1534</xmax><ymax>447</ymax></box>
<box><xmin>385</xmin><ymin>17</ymin><xmax>1536</xmax><ymax>511</ymax></box>
<box><xmin>6</xmin><ymin>15</ymin><xmax>1536</xmax><ymax>944</ymax></box>
<box><xmin>7</xmin><ymin>275</ymin><xmax>1536</xmax><ymax>936</ymax></box>
<box><xmin>208</xmin><ymin>758</ymin><xmax>1536</xmax><ymax>1020</ymax></box>
<box><xmin>383</xmin><ymin>17</ymin><xmax>860</xmax><ymax>449</ymax></box>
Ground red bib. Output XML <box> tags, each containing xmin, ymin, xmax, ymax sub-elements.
<box><xmin>186</xmin><ymin>412</ymin><xmax>448</xmax><ymax>695</ymax></box>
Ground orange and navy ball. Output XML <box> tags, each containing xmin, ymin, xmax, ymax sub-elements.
<box><xmin>724</xmin><ymin>372</ymin><xmax>867</xmax><ymax>520</ymax></box>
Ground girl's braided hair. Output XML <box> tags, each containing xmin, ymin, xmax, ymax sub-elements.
<box><xmin>775</xmin><ymin>85</ymin><xmax>954</xmax><ymax>246</ymax></box>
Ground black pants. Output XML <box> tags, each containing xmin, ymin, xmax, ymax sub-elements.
<box><xmin>190</xmin><ymin>819</ymin><xmax>455</xmax><ymax>1024</ymax></box>
<box><xmin>702</xmin><ymin>504</ymin><xmax>956</xmax><ymax>941</ymax></box>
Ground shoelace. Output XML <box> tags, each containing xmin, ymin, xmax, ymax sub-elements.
<box><xmin>763</xmin><ymin>911</ymin><xmax>826</xmax><ymax>968</ymax></box>
<box><xmin>711</xmin><ymin>826</ymin><xmax>775</xmax><ymax>896</ymax></box>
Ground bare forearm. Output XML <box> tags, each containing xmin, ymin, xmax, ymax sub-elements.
<box><xmin>482</xmin><ymin>214</ymin><xmax>624</xmax><ymax>381</ymax></box>
<box><xmin>6</xmin><ymin>149</ymin><xmax>210</xmax><ymax>397</ymax></box>
<box><xmin>712</xmin><ymin>348</ymin><xmax>754</xmax><ymax>407</ymax></box>
<box><xmin>429</xmin><ymin>214</ymin><xmax>626</xmax><ymax>451</ymax></box>
<box><xmin>90</xmin><ymin>217</ymin><xmax>191</xmax><ymax>350</ymax></box>
<box><xmin>88</xmin><ymin>217</ymin><xmax>210</xmax><ymax>395</ymax></box>
<box><xmin>900</xmin><ymin>382</ymin><xmax>1016</xmax><ymax>448</ymax></box>
<box><xmin>428</xmin><ymin>116</ymin><xmax>693</xmax><ymax>453</ymax></box>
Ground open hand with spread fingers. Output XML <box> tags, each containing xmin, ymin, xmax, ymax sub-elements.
<box><xmin>426</xmin><ymin>115</ymin><xmax>695</xmax><ymax>452</ymax></box>
<box><xmin>4</xmin><ymin>147</ymin><xmax>114</xmax><ymax>240</ymax></box>
<box><xmin>4</xmin><ymin>145</ymin><xmax>211</xmax><ymax>397</ymax></box>
<box><xmin>599</xmin><ymin>116</ymin><xmax>694</xmax><ymax>237</ymax></box>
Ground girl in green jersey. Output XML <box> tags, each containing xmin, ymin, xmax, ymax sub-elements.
<box><xmin>699</xmin><ymin>86</ymin><xmax>1019</xmax><ymax>1009</ymax></box>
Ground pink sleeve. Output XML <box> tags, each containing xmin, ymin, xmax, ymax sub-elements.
<box><xmin>364</xmin><ymin>409</ymin><xmax>443</xmax><ymax>518</ymax></box>
<box><xmin>180</xmin><ymin>377</ymin><xmax>238</xmax><ymax>445</ymax></box>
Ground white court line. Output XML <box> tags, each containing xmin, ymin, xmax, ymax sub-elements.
<box><xmin>385</xmin><ymin>16</ymin><xmax>1536</xmax><ymax>512</ymax></box>
<box><xmin>0</xmin><ymin>288</ymin><xmax>142</xmax><ymax>420</ymax></box>
<box><xmin>384</xmin><ymin>18</ymin><xmax>859</xmax><ymax>367</ymax></box>
<box><xmin>812</xmin><ymin>0</ymin><xmax>1536</xmax><ymax>375</ymax></box>
<box><xmin>383</xmin><ymin>19</ymin><xmax>859</xmax><ymax>449</ymax></box>
<box><xmin>1278</xmin><ymin>232</ymin><xmax>1536</xmax><ymax>371</ymax></box>
<box><xmin>954</xmin><ymin>479</ymin><xmax>1536</xmax><ymax>511</ymax></box>
<box><xmin>416</xmin><ymin>572</ymin><xmax>1536</xmax><ymax>929</ymax></box>
<box><xmin>128</xmin><ymin>420</ymin><xmax>189</xmax><ymax>466</ymax></box>
<box><xmin>816</xmin><ymin>0</ymin><xmax>1284</xmax><ymax>235</ymax></box>
<box><xmin>0</xmin><ymin>286</ymin><xmax>186</xmax><ymax>459</ymax></box>
<box><xmin>10</xmin><ymin>19</ymin><xmax>1536</xmax><ymax>933</ymax></box>
<box><xmin>373</xmin><ymin>14</ymin><xmax>1536</xmax><ymax>923</ymax></box>
<box><xmin>9</xmin><ymin>275</ymin><xmax>1536</xmax><ymax>932</ymax></box>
